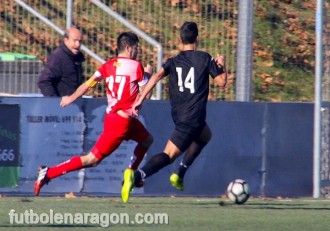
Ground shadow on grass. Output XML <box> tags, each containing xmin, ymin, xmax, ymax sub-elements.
<box><xmin>217</xmin><ymin>201</ymin><xmax>330</xmax><ymax>211</ymax></box>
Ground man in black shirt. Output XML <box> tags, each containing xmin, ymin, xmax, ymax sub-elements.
<box><xmin>121</xmin><ymin>21</ymin><xmax>227</xmax><ymax>202</ymax></box>
<box><xmin>37</xmin><ymin>26</ymin><xmax>85</xmax><ymax>97</ymax></box>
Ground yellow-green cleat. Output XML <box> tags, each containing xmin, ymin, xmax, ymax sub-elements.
<box><xmin>170</xmin><ymin>173</ymin><xmax>184</xmax><ymax>191</ymax></box>
<box><xmin>121</xmin><ymin>168</ymin><xmax>134</xmax><ymax>203</ymax></box>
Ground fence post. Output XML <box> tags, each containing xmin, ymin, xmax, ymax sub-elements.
<box><xmin>313</xmin><ymin>0</ymin><xmax>324</xmax><ymax>199</ymax></box>
<box><xmin>236</xmin><ymin>0</ymin><xmax>253</xmax><ymax>101</ymax></box>
<box><xmin>66</xmin><ymin>0</ymin><xmax>73</xmax><ymax>28</ymax></box>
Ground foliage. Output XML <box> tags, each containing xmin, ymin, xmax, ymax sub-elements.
<box><xmin>0</xmin><ymin>0</ymin><xmax>317</xmax><ymax>101</ymax></box>
<box><xmin>253</xmin><ymin>0</ymin><xmax>315</xmax><ymax>101</ymax></box>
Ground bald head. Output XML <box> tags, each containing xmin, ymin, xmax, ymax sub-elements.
<box><xmin>64</xmin><ymin>27</ymin><xmax>82</xmax><ymax>55</ymax></box>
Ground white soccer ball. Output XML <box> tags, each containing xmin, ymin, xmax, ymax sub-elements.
<box><xmin>227</xmin><ymin>179</ymin><xmax>250</xmax><ymax>204</ymax></box>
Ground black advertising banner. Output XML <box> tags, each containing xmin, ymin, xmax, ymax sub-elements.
<box><xmin>0</xmin><ymin>104</ymin><xmax>20</xmax><ymax>167</ymax></box>
<box><xmin>0</xmin><ymin>104</ymin><xmax>20</xmax><ymax>188</ymax></box>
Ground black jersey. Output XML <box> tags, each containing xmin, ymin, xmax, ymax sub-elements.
<box><xmin>162</xmin><ymin>50</ymin><xmax>224</xmax><ymax>128</ymax></box>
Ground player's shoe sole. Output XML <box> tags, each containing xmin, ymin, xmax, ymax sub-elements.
<box><xmin>34</xmin><ymin>166</ymin><xmax>50</xmax><ymax>196</ymax></box>
<box><xmin>170</xmin><ymin>173</ymin><xmax>184</xmax><ymax>191</ymax></box>
<box><xmin>121</xmin><ymin>168</ymin><xmax>134</xmax><ymax>203</ymax></box>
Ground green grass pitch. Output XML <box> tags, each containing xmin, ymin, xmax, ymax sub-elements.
<box><xmin>0</xmin><ymin>196</ymin><xmax>330</xmax><ymax>230</ymax></box>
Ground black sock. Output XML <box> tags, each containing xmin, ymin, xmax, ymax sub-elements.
<box><xmin>177</xmin><ymin>141</ymin><xmax>207</xmax><ymax>178</ymax></box>
<box><xmin>134</xmin><ymin>170</ymin><xmax>143</xmax><ymax>186</ymax></box>
<box><xmin>177</xmin><ymin>162</ymin><xmax>189</xmax><ymax>179</ymax></box>
<box><xmin>138</xmin><ymin>152</ymin><xmax>171</xmax><ymax>179</ymax></box>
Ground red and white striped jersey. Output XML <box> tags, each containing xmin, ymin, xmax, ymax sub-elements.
<box><xmin>94</xmin><ymin>57</ymin><xmax>148</xmax><ymax>115</ymax></box>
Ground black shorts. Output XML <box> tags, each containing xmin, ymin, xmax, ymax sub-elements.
<box><xmin>169</xmin><ymin>122</ymin><xmax>206</xmax><ymax>152</ymax></box>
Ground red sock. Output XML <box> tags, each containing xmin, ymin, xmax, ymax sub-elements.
<box><xmin>129</xmin><ymin>145</ymin><xmax>148</xmax><ymax>170</ymax></box>
<box><xmin>47</xmin><ymin>156</ymin><xmax>83</xmax><ymax>179</ymax></box>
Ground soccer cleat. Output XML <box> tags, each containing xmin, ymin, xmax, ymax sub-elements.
<box><xmin>170</xmin><ymin>173</ymin><xmax>184</xmax><ymax>191</ymax></box>
<box><xmin>34</xmin><ymin>166</ymin><xmax>50</xmax><ymax>196</ymax></box>
<box><xmin>121</xmin><ymin>176</ymin><xmax>144</xmax><ymax>188</ymax></box>
<box><xmin>121</xmin><ymin>168</ymin><xmax>134</xmax><ymax>203</ymax></box>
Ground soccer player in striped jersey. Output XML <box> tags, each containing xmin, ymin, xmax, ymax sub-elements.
<box><xmin>34</xmin><ymin>32</ymin><xmax>153</xmax><ymax>200</ymax></box>
<box><xmin>121</xmin><ymin>22</ymin><xmax>227</xmax><ymax>202</ymax></box>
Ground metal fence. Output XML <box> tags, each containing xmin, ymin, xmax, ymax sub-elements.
<box><xmin>0</xmin><ymin>60</ymin><xmax>43</xmax><ymax>95</ymax></box>
<box><xmin>0</xmin><ymin>0</ymin><xmax>238</xmax><ymax>99</ymax></box>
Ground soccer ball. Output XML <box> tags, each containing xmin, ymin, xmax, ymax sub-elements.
<box><xmin>227</xmin><ymin>179</ymin><xmax>250</xmax><ymax>204</ymax></box>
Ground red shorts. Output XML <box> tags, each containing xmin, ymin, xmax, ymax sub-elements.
<box><xmin>91</xmin><ymin>113</ymin><xmax>150</xmax><ymax>160</ymax></box>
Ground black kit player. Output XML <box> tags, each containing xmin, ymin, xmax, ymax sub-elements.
<box><xmin>121</xmin><ymin>21</ymin><xmax>227</xmax><ymax>202</ymax></box>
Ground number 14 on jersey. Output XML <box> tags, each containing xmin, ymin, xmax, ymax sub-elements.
<box><xmin>176</xmin><ymin>67</ymin><xmax>195</xmax><ymax>94</ymax></box>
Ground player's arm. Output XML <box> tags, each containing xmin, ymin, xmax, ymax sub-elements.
<box><xmin>132</xmin><ymin>67</ymin><xmax>165</xmax><ymax>116</ymax></box>
<box><xmin>214</xmin><ymin>71</ymin><xmax>227</xmax><ymax>88</ymax></box>
<box><xmin>60</xmin><ymin>74</ymin><xmax>99</xmax><ymax>107</ymax></box>
<box><xmin>140</xmin><ymin>67</ymin><xmax>164</xmax><ymax>101</ymax></box>
<box><xmin>214</xmin><ymin>54</ymin><xmax>227</xmax><ymax>87</ymax></box>
<box><xmin>143</xmin><ymin>64</ymin><xmax>153</xmax><ymax>99</ymax></box>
